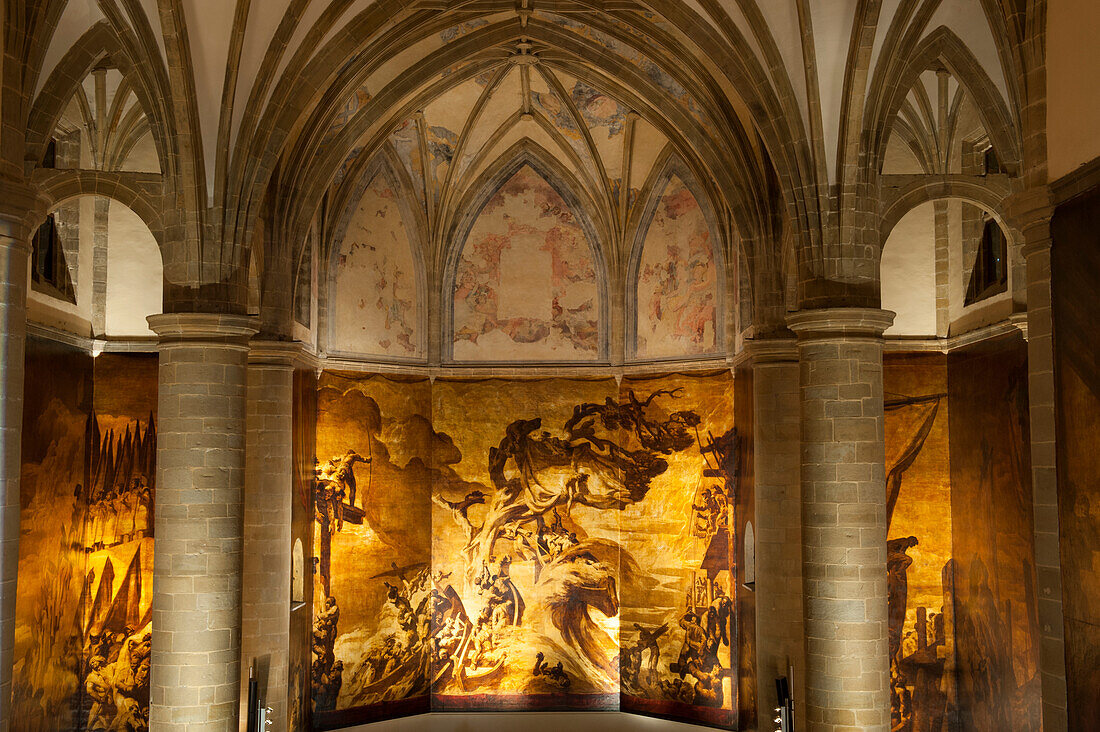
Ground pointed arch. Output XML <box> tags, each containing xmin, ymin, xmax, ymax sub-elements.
<box><xmin>870</xmin><ymin>26</ymin><xmax>1021</xmax><ymax>176</ymax></box>
<box><xmin>626</xmin><ymin>155</ymin><xmax>726</xmax><ymax>361</ymax></box>
<box><xmin>322</xmin><ymin>150</ymin><xmax>428</xmax><ymax>362</ymax></box>
<box><xmin>442</xmin><ymin>140</ymin><xmax>610</xmax><ymax>363</ymax></box>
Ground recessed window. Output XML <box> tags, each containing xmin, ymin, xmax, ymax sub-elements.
<box><xmin>31</xmin><ymin>214</ymin><xmax>76</xmax><ymax>304</ymax></box>
<box><xmin>964</xmin><ymin>218</ymin><xmax>1008</xmax><ymax>305</ymax></box>
<box><xmin>983</xmin><ymin>145</ymin><xmax>1002</xmax><ymax>175</ymax></box>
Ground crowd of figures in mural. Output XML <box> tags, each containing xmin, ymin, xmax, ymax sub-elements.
<box><xmin>309</xmin><ymin>373</ymin><xmax>740</xmax><ymax>727</ymax></box>
<box><xmin>13</xmin><ymin>346</ymin><xmax>157</xmax><ymax>732</ymax></box>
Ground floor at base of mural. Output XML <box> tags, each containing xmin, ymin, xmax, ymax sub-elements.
<box><xmin>340</xmin><ymin>711</ymin><xmax>715</xmax><ymax>732</ymax></box>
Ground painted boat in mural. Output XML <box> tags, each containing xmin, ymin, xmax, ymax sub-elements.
<box><xmin>456</xmin><ymin>652</ymin><xmax>508</xmax><ymax>692</ymax></box>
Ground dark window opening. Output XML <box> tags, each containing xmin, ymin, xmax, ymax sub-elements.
<box><xmin>31</xmin><ymin>214</ymin><xmax>76</xmax><ymax>304</ymax></box>
<box><xmin>983</xmin><ymin>146</ymin><xmax>1002</xmax><ymax>175</ymax></box>
<box><xmin>965</xmin><ymin>218</ymin><xmax>1008</xmax><ymax>305</ymax></box>
<box><xmin>42</xmin><ymin>138</ymin><xmax>57</xmax><ymax>169</ymax></box>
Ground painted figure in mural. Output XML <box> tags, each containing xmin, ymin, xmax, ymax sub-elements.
<box><xmin>706</xmin><ymin>583</ymin><xmax>733</xmax><ymax>649</ymax></box>
<box><xmin>633</xmin><ymin>623</ymin><xmax>669</xmax><ymax>679</ymax></box>
<box><xmin>887</xmin><ymin>536</ymin><xmax>920</xmax><ymax>664</ymax></box>
<box><xmin>433</xmin><ymin>490</ymin><xmax>486</xmax><ymax>544</ymax></box>
<box><xmin>532</xmin><ymin>652</ymin><xmax>571</xmax><ymax>689</ymax></box>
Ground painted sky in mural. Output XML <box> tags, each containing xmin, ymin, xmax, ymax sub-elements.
<box><xmin>452</xmin><ymin>165</ymin><xmax>600</xmax><ymax>361</ymax></box>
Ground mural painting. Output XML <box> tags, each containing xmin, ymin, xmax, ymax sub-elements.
<box><xmin>1051</xmin><ymin>193</ymin><xmax>1100</xmax><ymax>732</ymax></box>
<box><xmin>429</xmin><ymin>377</ymin><xmax>622</xmax><ymax>709</ymax></box>
<box><xmin>883</xmin><ymin>354</ymin><xmax>954</xmax><ymax>731</ymax></box>
<box><xmin>311</xmin><ymin>373</ymin><xmax>433</xmax><ymax>726</ymax></box>
<box><xmin>635</xmin><ymin>176</ymin><xmax>718</xmax><ymax>359</ymax></box>
<box><xmin>616</xmin><ymin>372</ymin><xmax>739</xmax><ymax>728</ymax></box>
<box><xmin>312</xmin><ymin>372</ymin><xmax>740</xmax><ymax>725</ymax></box>
<box><xmin>733</xmin><ymin>367</ymin><xmax>756</xmax><ymax>730</ymax></box>
<box><xmin>13</xmin><ymin>345</ymin><xmax>157</xmax><ymax>731</ymax></box>
<box><xmin>332</xmin><ymin>172</ymin><xmax>421</xmax><ymax>359</ymax></box>
<box><xmin>291</xmin><ymin>369</ymin><xmax>318</xmax><ymax>731</ymax></box>
<box><xmin>948</xmin><ymin>337</ymin><xmax>1040</xmax><ymax>731</ymax></box>
<box><xmin>452</xmin><ymin>165</ymin><xmax>600</xmax><ymax>361</ymax></box>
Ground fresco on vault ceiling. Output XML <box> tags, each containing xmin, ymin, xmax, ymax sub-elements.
<box><xmin>452</xmin><ymin>164</ymin><xmax>600</xmax><ymax>361</ymax></box>
<box><xmin>13</xmin><ymin>345</ymin><xmax>157</xmax><ymax>731</ymax></box>
<box><xmin>389</xmin><ymin>119</ymin><xmax>428</xmax><ymax>214</ymax></box>
<box><xmin>543</xmin><ymin>14</ymin><xmax>712</xmax><ymax>135</ymax></box>
<box><xmin>331</xmin><ymin>172</ymin><xmax>421</xmax><ymax>359</ymax></box>
<box><xmin>635</xmin><ymin>175</ymin><xmax>718</xmax><ymax>359</ymax></box>
<box><xmin>570</xmin><ymin>78</ymin><xmax>629</xmax><ymax>182</ymax></box>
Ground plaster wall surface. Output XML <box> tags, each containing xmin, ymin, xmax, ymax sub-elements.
<box><xmin>1048</xmin><ymin>0</ymin><xmax>1100</xmax><ymax>179</ymax></box>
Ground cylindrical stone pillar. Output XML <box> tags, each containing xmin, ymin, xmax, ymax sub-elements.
<box><xmin>748</xmin><ymin>338</ymin><xmax>805</xmax><ymax>731</ymax></box>
<box><xmin>787</xmin><ymin>308</ymin><xmax>894</xmax><ymax>732</ymax></box>
<box><xmin>239</xmin><ymin>341</ymin><xmax>297</xmax><ymax>730</ymax></box>
<box><xmin>147</xmin><ymin>313</ymin><xmax>258</xmax><ymax>731</ymax></box>
<box><xmin>0</xmin><ymin>201</ymin><xmax>34</xmax><ymax>732</ymax></box>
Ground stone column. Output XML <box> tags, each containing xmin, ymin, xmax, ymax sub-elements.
<box><xmin>787</xmin><ymin>308</ymin><xmax>894</xmax><ymax>732</ymax></box>
<box><xmin>748</xmin><ymin>338</ymin><xmax>805</xmax><ymax>731</ymax></box>
<box><xmin>147</xmin><ymin>313</ymin><xmax>258</xmax><ymax>731</ymax></box>
<box><xmin>1009</xmin><ymin>187</ymin><xmax>1068</xmax><ymax>731</ymax></box>
<box><xmin>239</xmin><ymin>341</ymin><xmax>297</xmax><ymax>730</ymax></box>
<box><xmin>0</xmin><ymin>190</ymin><xmax>36</xmax><ymax>732</ymax></box>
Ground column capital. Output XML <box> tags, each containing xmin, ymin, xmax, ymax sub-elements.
<box><xmin>0</xmin><ymin>178</ymin><xmax>46</xmax><ymax>247</ymax></box>
<box><xmin>743</xmin><ymin>337</ymin><xmax>798</xmax><ymax>365</ymax></box>
<box><xmin>1004</xmin><ymin>185</ymin><xmax>1054</xmax><ymax>258</ymax></box>
<box><xmin>786</xmin><ymin>307</ymin><xmax>895</xmax><ymax>341</ymax></box>
<box><xmin>147</xmin><ymin>313</ymin><xmax>258</xmax><ymax>347</ymax></box>
<box><xmin>248</xmin><ymin>339</ymin><xmax>305</xmax><ymax>368</ymax></box>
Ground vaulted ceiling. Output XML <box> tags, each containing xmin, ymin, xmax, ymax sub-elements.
<box><xmin>7</xmin><ymin>0</ymin><xmax>1040</xmax><ymax>324</ymax></box>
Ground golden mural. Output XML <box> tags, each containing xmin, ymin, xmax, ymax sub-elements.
<box><xmin>14</xmin><ymin>346</ymin><xmax>157</xmax><ymax>731</ymax></box>
<box><xmin>311</xmin><ymin>371</ymin><xmax>740</xmax><ymax>727</ymax></box>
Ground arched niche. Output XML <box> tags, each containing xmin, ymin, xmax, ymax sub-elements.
<box><xmin>445</xmin><ymin>152</ymin><xmax>608</xmax><ymax>363</ymax></box>
<box><xmin>881</xmin><ymin>193</ymin><xmax>1016</xmax><ymax>337</ymax></box>
<box><xmin>327</xmin><ymin>157</ymin><xmax>426</xmax><ymax>361</ymax></box>
<box><xmin>292</xmin><ymin>538</ymin><xmax>305</xmax><ymax>605</ymax></box>
<box><xmin>629</xmin><ymin>159</ymin><xmax>724</xmax><ymax>360</ymax></box>
<box><xmin>104</xmin><ymin>199</ymin><xmax>163</xmax><ymax>336</ymax></box>
<box><xmin>27</xmin><ymin>193</ymin><xmax>163</xmax><ymax>338</ymax></box>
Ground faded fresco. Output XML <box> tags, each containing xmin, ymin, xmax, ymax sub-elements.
<box><xmin>311</xmin><ymin>373</ymin><xmax>433</xmax><ymax>726</ymax></box>
<box><xmin>616</xmin><ymin>372</ymin><xmax>739</xmax><ymax>728</ymax></box>
<box><xmin>452</xmin><ymin>165</ymin><xmax>600</xmax><ymax>361</ymax></box>
<box><xmin>1050</xmin><ymin>194</ymin><xmax>1100</xmax><ymax>732</ymax></box>
<box><xmin>331</xmin><ymin>173</ymin><xmax>421</xmax><ymax>359</ymax></box>
<box><xmin>948</xmin><ymin>337</ymin><xmax>1040</xmax><ymax>732</ymax></box>
<box><xmin>13</xmin><ymin>345</ymin><xmax>157</xmax><ymax>731</ymax></box>
<box><xmin>635</xmin><ymin>176</ymin><xmax>718</xmax><ymax>359</ymax></box>
<box><xmin>883</xmin><ymin>354</ymin><xmax>954</xmax><ymax>731</ymax></box>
